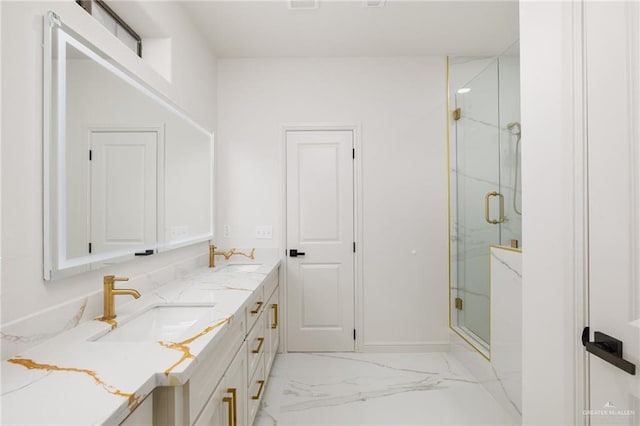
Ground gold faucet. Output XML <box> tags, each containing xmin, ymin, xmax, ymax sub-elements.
<box><xmin>101</xmin><ymin>275</ymin><xmax>141</xmax><ymax>320</ymax></box>
<box><xmin>210</xmin><ymin>244</ymin><xmax>230</xmax><ymax>268</ymax></box>
<box><xmin>209</xmin><ymin>245</ymin><xmax>256</xmax><ymax>268</ymax></box>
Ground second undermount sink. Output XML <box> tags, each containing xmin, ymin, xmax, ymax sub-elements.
<box><xmin>92</xmin><ymin>304</ymin><xmax>218</xmax><ymax>343</ymax></box>
<box><xmin>222</xmin><ymin>264</ymin><xmax>262</xmax><ymax>273</ymax></box>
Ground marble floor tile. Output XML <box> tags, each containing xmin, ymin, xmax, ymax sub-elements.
<box><xmin>254</xmin><ymin>353</ymin><xmax>517</xmax><ymax>426</ymax></box>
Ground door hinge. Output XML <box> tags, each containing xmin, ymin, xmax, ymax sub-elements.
<box><xmin>89</xmin><ymin>149</ymin><xmax>92</xmax><ymax>161</ymax></box>
<box><xmin>352</xmin><ymin>148</ymin><xmax>355</xmax><ymax>159</ymax></box>
<box><xmin>88</xmin><ymin>242</ymin><xmax>92</xmax><ymax>254</ymax></box>
<box><xmin>455</xmin><ymin>297</ymin><xmax>463</xmax><ymax>310</ymax></box>
<box><xmin>453</xmin><ymin>108</ymin><xmax>461</xmax><ymax>121</ymax></box>
<box><xmin>353</xmin><ymin>329</ymin><xmax>356</xmax><ymax>340</ymax></box>
<box><xmin>353</xmin><ymin>242</ymin><xmax>356</xmax><ymax>253</ymax></box>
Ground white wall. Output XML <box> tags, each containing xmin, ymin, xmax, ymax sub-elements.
<box><xmin>521</xmin><ymin>1</ymin><xmax>581</xmax><ymax>424</ymax></box>
<box><xmin>217</xmin><ymin>57</ymin><xmax>449</xmax><ymax>349</ymax></box>
<box><xmin>1</xmin><ymin>1</ymin><xmax>217</xmax><ymax>324</ymax></box>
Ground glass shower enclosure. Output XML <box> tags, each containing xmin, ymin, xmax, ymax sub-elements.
<box><xmin>449</xmin><ymin>42</ymin><xmax>521</xmax><ymax>357</ymax></box>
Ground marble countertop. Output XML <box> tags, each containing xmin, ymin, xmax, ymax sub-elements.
<box><xmin>1</xmin><ymin>260</ymin><xmax>280</xmax><ymax>425</ymax></box>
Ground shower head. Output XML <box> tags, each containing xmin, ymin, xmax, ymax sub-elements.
<box><xmin>507</xmin><ymin>121</ymin><xmax>521</xmax><ymax>137</ymax></box>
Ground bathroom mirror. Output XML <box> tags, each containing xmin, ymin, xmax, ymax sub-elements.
<box><xmin>44</xmin><ymin>12</ymin><xmax>213</xmax><ymax>280</ymax></box>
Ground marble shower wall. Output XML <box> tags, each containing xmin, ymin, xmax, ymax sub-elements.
<box><xmin>449</xmin><ymin>247</ymin><xmax>522</xmax><ymax>424</ymax></box>
<box><xmin>490</xmin><ymin>246</ymin><xmax>522</xmax><ymax>419</ymax></box>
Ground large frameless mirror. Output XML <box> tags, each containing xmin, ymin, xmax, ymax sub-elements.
<box><xmin>44</xmin><ymin>11</ymin><xmax>214</xmax><ymax>280</ymax></box>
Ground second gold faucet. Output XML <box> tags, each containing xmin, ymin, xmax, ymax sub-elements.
<box><xmin>209</xmin><ymin>245</ymin><xmax>256</xmax><ymax>268</ymax></box>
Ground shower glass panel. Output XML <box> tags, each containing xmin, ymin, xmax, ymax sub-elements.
<box><xmin>449</xmin><ymin>41</ymin><xmax>521</xmax><ymax>357</ymax></box>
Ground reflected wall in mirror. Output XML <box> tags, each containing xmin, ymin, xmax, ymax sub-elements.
<box><xmin>44</xmin><ymin>12</ymin><xmax>213</xmax><ymax>280</ymax></box>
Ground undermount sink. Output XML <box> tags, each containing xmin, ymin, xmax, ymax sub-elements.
<box><xmin>91</xmin><ymin>304</ymin><xmax>218</xmax><ymax>343</ymax></box>
<box><xmin>222</xmin><ymin>264</ymin><xmax>262</xmax><ymax>273</ymax></box>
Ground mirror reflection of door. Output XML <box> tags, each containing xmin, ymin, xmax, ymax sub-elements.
<box><xmin>89</xmin><ymin>130</ymin><xmax>158</xmax><ymax>263</ymax></box>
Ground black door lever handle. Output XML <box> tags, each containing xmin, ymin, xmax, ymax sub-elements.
<box><xmin>289</xmin><ymin>249</ymin><xmax>306</xmax><ymax>257</ymax></box>
<box><xmin>582</xmin><ymin>327</ymin><xmax>636</xmax><ymax>375</ymax></box>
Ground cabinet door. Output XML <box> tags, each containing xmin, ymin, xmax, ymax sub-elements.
<box><xmin>194</xmin><ymin>382</ymin><xmax>228</xmax><ymax>426</ymax></box>
<box><xmin>195</xmin><ymin>343</ymin><xmax>247</xmax><ymax>426</ymax></box>
<box><xmin>225</xmin><ymin>343</ymin><xmax>247</xmax><ymax>426</ymax></box>
<box><xmin>266</xmin><ymin>287</ymin><xmax>280</xmax><ymax>373</ymax></box>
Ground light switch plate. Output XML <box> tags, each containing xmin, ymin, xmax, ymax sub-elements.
<box><xmin>223</xmin><ymin>225</ymin><xmax>231</xmax><ymax>239</ymax></box>
<box><xmin>255</xmin><ymin>225</ymin><xmax>273</xmax><ymax>239</ymax></box>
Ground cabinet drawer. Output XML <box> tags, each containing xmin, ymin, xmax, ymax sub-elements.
<box><xmin>263</xmin><ymin>268</ymin><xmax>279</xmax><ymax>300</ymax></box>
<box><xmin>245</xmin><ymin>286</ymin><xmax>264</xmax><ymax>334</ymax></box>
<box><xmin>266</xmin><ymin>287</ymin><xmax>280</xmax><ymax>374</ymax></box>
<box><xmin>188</xmin><ymin>313</ymin><xmax>245</xmax><ymax>422</ymax></box>
<box><xmin>246</xmin><ymin>311</ymin><xmax>266</xmax><ymax>382</ymax></box>
<box><xmin>247</xmin><ymin>354</ymin><xmax>266</xmax><ymax>425</ymax></box>
<box><xmin>193</xmin><ymin>343</ymin><xmax>247</xmax><ymax>426</ymax></box>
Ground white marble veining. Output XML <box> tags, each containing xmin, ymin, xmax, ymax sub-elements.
<box><xmin>0</xmin><ymin>253</ymin><xmax>206</xmax><ymax>359</ymax></box>
<box><xmin>490</xmin><ymin>247</ymin><xmax>522</xmax><ymax>420</ymax></box>
<box><xmin>254</xmin><ymin>352</ymin><xmax>516</xmax><ymax>425</ymax></box>
<box><xmin>0</xmin><ymin>248</ymin><xmax>280</xmax><ymax>359</ymax></box>
<box><xmin>0</xmin><ymin>258</ymin><xmax>280</xmax><ymax>425</ymax></box>
<box><xmin>449</xmin><ymin>247</ymin><xmax>522</xmax><ymax>424</ymax></box>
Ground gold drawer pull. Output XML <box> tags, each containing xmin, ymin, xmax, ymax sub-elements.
<box><xmin>252</xmin><ymin>337</ymin><xmax>265</xmax><ymax>354</ymax></box>
<box><xmin>271</xmin><ymin>303</ymin><xmax>278</xmax><ymax>329</ymax></box>
<box><xmin>251</xmin><ymin>380</ymin><xmax>265</xmax><ymax>400</ymax></box>
<box><xmin>223</xmin><ymin>396</ymin><xmax>233</xmax><ymax>426</ymax></box>
<box><xmin>250</xmin><ymin>301</ymin><xmax>263</xmax><ymax>315</ymax></box>
<box><xmin>226</xmin><ymin>388</ymin><xmax>237</xmax><ymax>426</ymax></box>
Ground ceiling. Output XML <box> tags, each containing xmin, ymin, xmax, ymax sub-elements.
<box><xmin>180</xmin><ymin>0</ymin><xmax>519</xmax><ymax>58</ymax></box>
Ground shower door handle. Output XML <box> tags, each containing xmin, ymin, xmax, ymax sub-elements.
<box><xmin>485</xmin><ymin>191</ymin><xmax>505</xmax><ymax>225</ymax></box>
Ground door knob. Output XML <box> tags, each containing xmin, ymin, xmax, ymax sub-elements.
<box><xmin>582</xmin><ymin>327</ymin><xmax>636</xmax><ymax>375</ymax></box>
<box><xmin>289</xmin><ymin>249</ymin><xmax>306</xmax><ymax>257</ymax></box>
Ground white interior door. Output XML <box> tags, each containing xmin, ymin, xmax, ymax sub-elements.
<box><xmin>286</xmin><ymin>130</ymin><xmax>355</xmax><ymax>352</ymax></box>
<box><xmin>90</xmin><ymin>131</ymin><xmax>157</xmax><ymax>256</ymax></box>
<box><xmin>585</xmin><ymin>2</ymin><xmax>640</xmax><ymax>424</ymax></box>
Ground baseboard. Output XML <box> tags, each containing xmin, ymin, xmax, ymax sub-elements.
<box><xmin>362</xmin><ymin>342</ymin><xmax>449</xmax><ymax>353</ymax></box>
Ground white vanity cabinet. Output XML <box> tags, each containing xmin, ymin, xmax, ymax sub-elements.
<box><xmin>152</xmin><ymin>266</ymin><xmax>280</xmax><ymax>426</ymax></box>
<box><xmin>247</xmin><ymin>275</ymin><xmax>280</xmax><ymax>424</ymax></box>
<box><xmin>265</xmin><ymin>287</ymin><xmax>279</xmax><ymax>374</ymax></box>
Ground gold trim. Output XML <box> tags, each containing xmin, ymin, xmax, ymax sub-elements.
<box><xmin>490</xmin><ymin>244</ymin><xmax>523</xmax><ymax>254</ymax></box>
<box><xmin>450</xmin><ymin>327</ymin><xmax>490</xmax><ymax>361</ymax></box>
<box><xmin>446</xmin><ymin>56</ymin><xmax>452</xmax><ymax>333</ymax></box>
